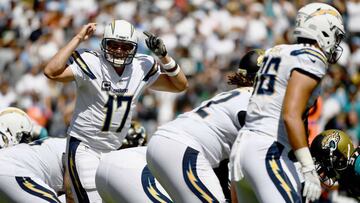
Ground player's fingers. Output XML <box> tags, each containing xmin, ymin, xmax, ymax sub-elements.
<box><xmin>145</xmin><ymin>39</ymin><xmax>151</xmax><ymax>48</ymax></box>
<box><xmin>143</xmin><ymin>31</ymin><xmax>153</xmax><ymax>38</ymax></box>
<box><xmin>150</xmin><ymin>37</ymin><xmax>157</xmax><ymax>48</ymax></box>
<box><xmin>302</xmin><ymin>184</ymin><xmax>308</xmax><ymax>197</ymax></box>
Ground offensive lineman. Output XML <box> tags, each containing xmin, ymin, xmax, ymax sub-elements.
<box><xmin>230</xmin><ymin>3</ymin><xmax>345</xmax><ymax>203</ymax></box>
<box><xmin>43</xmin><ymin>20</ymin><xmax>188</xmax><ymax>202</ymax></box>
<box><xmin>142</xmin><ymin>50</ymin><xmax>263</xmax><ymax>202</ymax></box>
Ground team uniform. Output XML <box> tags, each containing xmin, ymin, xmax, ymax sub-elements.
<box><xmin>95</xmin><ymin>146</ymin><xmax>172</xmax><ymax>203</ymax></box>
<box><xmin>65</xmin><ymin>48</ymin><xmax>161</xmax><ymax>202</ymax></box>
<box><xmin>337</xmin><ymin>147</ymin><xmax>360</xmax><ymax>200</ymax></box>
<box><xmin>146</xmin><ymin>87</ymin><xmax>251</xmax><ymax>202</ymax></box>
<box><xmin>0</xmin><ymin>138</ymin><xmax>66</xmax><ymax>203</ymax></box>
<box><xmin>230</xmin><ymin>44</ymin><xmax>327</xmax><ymax>203</ymax></box>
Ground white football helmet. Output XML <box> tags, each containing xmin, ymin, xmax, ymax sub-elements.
<box><xmin>293</xmin><ymin>3</ymin><xmax>345</xmax><ymax>64</ymax></box>
<box><xmin>101</xmin><ymin>20</ymin><xmax>138</xmax><ymax>67</ymax></box>
<box><xmin>0</xmin><ymin>107</ymin><xmax>33</xmax><ymax>147</ymax></box>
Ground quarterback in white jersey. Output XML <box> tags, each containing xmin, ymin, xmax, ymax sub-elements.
<box><xmin>44</xmin><ymin>20</ymin><xmax>187</xmax><ymax>203</ymax></box>
<box><xmin>0</xmin><ymin>138</ymin><xmax>66</xmax><ymax>203</ymax></box>
<box><xmin>145</xmin><ymin>50</ymin><xmax>262</xmax><ymax>203</ymax></box>
<box><xmin>230</xmin><ymin>3</ymin><xmax>345</xmax><ymax>203</ymax></box>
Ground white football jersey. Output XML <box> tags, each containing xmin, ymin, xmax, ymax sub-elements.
<box><xmin>0</xmin><ymin>138</ymin><xmax>66</xmax><ymax>193</ymax></box>
<box><xmin>243</xmin><ymin>44</ymin><xmax>327</xmax><ymax>148</ymax></box>
<box><xmin>67</xmin><ymin>49</ymin><xmax>161</xmax><ymax>150</ymax></box>
<box><xmin>155</xmin><ymin>87</ymin><xmax>252</xmax><ymax>167</ymax></box>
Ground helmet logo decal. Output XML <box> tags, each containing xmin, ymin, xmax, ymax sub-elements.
<box><xmin>322</xmin><ymin>130</ymin><xmax>340</xmax><ymax>151</ymax></box>
<box><xmin>310</xmin><ymin>9</ymin><xmax>340</xmax><ymax>18</ymax></box>
<box><xmin>111</xmin><ymin>20</ymin><xmax>115</xmax><ymax>35</ymax></box>
<box><xmin>131</xmin><ymin>25</ymin><xmax>134</xmax><ymax>37</ymax></box>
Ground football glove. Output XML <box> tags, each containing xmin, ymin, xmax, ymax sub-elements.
<box><xmin>143</xmin><ymin>31</ymin><xmax>167</xmax><ymax>57</ymax></box>
<box><xmin>302</xmin><ymin>166</ymin><xmax>322</xmax><ymax>202</ymax></box>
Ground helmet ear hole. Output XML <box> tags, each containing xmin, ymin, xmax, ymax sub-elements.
<box><xmin>322</xmin><ymin>31</ymin><xmax>329</xmax><ymax>37</ymax></box>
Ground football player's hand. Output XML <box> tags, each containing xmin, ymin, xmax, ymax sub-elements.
<box><xmin>143</xmin><ymin>31</ymin><xmax>167</xmax><ymax>58</ymax></box>
<box><xmin>302</xmin><ymin>166</ymin><xmax>321</xmax><ymax>202</ymax></box>
<box><xmin>76</xmin><ymin>23</ymin><xmax>96</xmax><ymax>42</ymax></box>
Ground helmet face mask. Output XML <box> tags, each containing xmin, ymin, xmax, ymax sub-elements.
<box><xmin>101</xmin><ymin>20</ymin><xmax>138</xmax><ymax>67</ymax></box>
<box><xmin>293</xmin><ymin>3</ymin><xmax>345</xmax><ymax>64</ymax></box>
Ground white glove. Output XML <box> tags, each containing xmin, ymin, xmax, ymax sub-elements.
<box><xmin>302</xmin><ymin>166</ymin><xmax>322</xmax><ymax>202</ymax></box>
<box><xmin>294</xmin><ymin>147</ymin><xmax>321</xmax><ymax>202</ymax></box>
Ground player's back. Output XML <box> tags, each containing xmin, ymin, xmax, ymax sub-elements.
<box><xmin>156</xmin><ymin>87</ymin><xmax>252</xmax><ymax>166</ymax></box>
<box><xmin>0</xmin><ymin>138</ymin><xmax>66</xmax><ymax>192</ymax></box>
<box><xmin>67</xmin><ymin>49</ymin><xmax>160</xmax><ymax>150</ymax></box>
<box><xmin>243</xmin><ymin>44</ymin><xmax>327</xmax><ymax>148</ymax></box>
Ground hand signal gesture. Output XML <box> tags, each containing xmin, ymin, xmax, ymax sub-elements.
<box><xmin>143</xmin><ymin>31</ymin><xmax>167</xmax><ymax>58</ymax></box>
<box><xmin>76</xmin><ymin>23</ymin><xmax>97</xmax><ymax>42</ymax></box>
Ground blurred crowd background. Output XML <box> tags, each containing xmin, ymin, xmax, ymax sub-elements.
<box><xmin>1</xmin><ymin>0</ymin><xmax>360</xmax><ymax>147</ymax></box>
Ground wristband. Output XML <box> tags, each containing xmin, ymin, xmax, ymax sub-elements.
<box><xmin>294</xmin><ymin>147</ymin><xmax>315</xmax><ymax>171</ymax></box>
<box><xmin>165</xmin><ymin>65</ymin><xmax>180</xmax><ymax>77</ymax></box>
<box><xmin>162</xmin><ymin>57</ymin><xmax>176</xmax><ymax>70</ymax></box>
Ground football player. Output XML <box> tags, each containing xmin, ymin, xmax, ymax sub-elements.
<box><xmin>43</xmin><ymin>20</ymin><xmax>188</xmax><ymax>202</ymax></box>
<box><xmin>144</xmin><ymin>49</ymin><xmax>263</xmax><ymax>202</ymax></box>
<box><xmin>310</xmin><ymin>129</ymin><xmax>360</xmax><ymax>201</ymax></box>
<box><xmin>0</xmin><ymin>135</ymin><xmax>67</xmax><ymax>203</ymax></box>
<box><xmin>230</xmin><ymin>3</ymin><xmax>345</xmax><ymax>203</ymax></box>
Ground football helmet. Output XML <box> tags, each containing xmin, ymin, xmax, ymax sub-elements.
<box><xmin>310</xmin><ymin>129</ymin><xmax>355</xmax><ymax>185</ymax></box>
<box><xmin>293</xmin><ymin>3</ymin><xmax>345</xmax><ymax>64</ymax></box>
<box><xmin>238</xmin><ymin>49</ymin><xmax>264</xmax><ymax>77</ymax></box>
<box><xmin>0</xmin><ymin>107</ymin><xmax>33</xmax><ymax>147</ymax></box>
<box><xmin>121</xmin><ymin>121</ymin><xmax>147</xmax><ymax>149</ymax></box>
<box><xmin>101</xmin><ymin>20</ymin><xmax>138</xmax><ymax>67</ymax></box>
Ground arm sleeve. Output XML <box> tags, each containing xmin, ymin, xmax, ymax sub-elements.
<box><xmin>67</xmin><ymin>49</ymin><xmax>98</xmax><ymax>86</ymax></box>
<box><xmin>289</xmin><ymin>47</ymin><xmax>327</xmax><ymax>81</ymax></box>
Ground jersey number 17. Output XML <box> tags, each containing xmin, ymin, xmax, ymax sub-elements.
<box><xmin>102</xmin><ymin>95</ymin><xmax>133</xmax><ymax>132</ymax></box>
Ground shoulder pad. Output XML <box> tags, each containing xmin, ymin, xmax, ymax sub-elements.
<box><xmin>290</xmin><ymin>46</ymin><xmax>327</xmax><ymax>65</ymax></box>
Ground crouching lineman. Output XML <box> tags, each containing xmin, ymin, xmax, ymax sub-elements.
<box><xmin>310</xmin><ymin>129</ymin><xmax>360</xmax><ymax>201</ymax></box>
<box><xmin>0</xmin><ymin>107</ymin><xmax>66</xmax><ymax>203</ymax></box>
<box><xmin>0</xmin><ymin>136</ymin><xmax>67</xmax><ymax>203</ymax></box>
<box><xmin>145</xmin><ymin>49</ymin><xmax>263</xmax><ymax>202</ymax></box>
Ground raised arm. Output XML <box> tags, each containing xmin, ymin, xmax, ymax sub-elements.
<box><xmin>143</xmin><ymin>31</ymin><xmax>188</xmax><ymax>92</ymax></box>
<box><xmin>43</xmin><ymin>23</ymin><xmax>96</xmax><ymax>83</ymax></box>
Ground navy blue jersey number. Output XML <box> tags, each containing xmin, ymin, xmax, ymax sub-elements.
<box><xmin>102</xmin><ymin>95</ymin><xmax>133</xmax><ymax>132</ymax></box>
<box><xmin>254</xmin><ymin>57</ymin><xmax>281</xmax><ymax>95</ymax></box>
<box><xmin>195</xmin><ymin>91</ymin><xmax>240</xmax><ymax>118</ymax></box>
